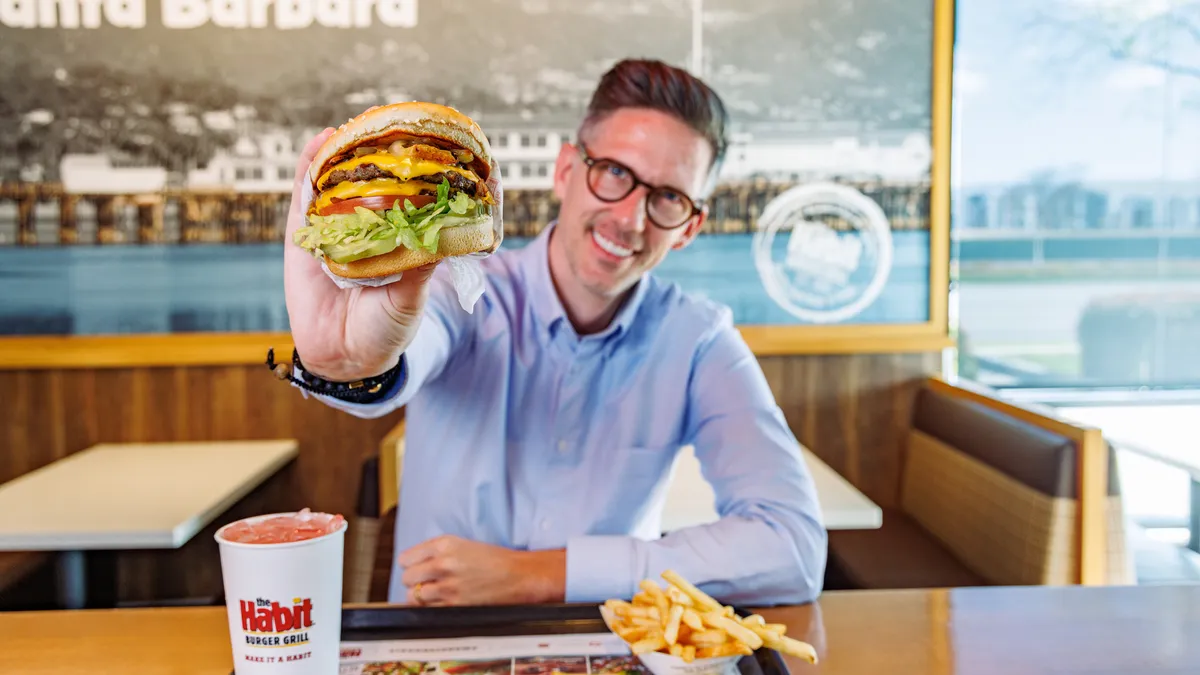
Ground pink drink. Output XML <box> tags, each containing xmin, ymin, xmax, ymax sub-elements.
<box><xmin>215</xmin><ymin>509</ymin><xmax>348</xmax><ymax>674</ymax></box>
<box><xmin>219</xmin><ymin>508</ymin><xmax>346</xmax><ymax>545</ymax></box>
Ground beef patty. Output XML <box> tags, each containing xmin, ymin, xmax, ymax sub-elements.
<box><xmin>319</xmin><ymin>165</ymin><xmax>480</xmax><ymax>198</ymax></box>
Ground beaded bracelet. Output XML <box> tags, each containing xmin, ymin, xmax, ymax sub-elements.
<box><xmin>265</xmin><ymin>347</ymin><xmax>405</xmax><ymax>404</ymax></box>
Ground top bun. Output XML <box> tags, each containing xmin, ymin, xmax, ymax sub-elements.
<box><xmin>309</xmin><ymin>102</ymin><xmax>493</xmax><ymax>185</ymax></box>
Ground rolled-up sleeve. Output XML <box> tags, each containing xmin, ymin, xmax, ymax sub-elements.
<box><xmin>565</xmin><ymin>311</ymin><xmax>827</xmax><ymax>606</ymax></box>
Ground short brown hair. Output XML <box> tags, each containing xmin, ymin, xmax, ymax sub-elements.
<box><xmin>579</xmin><ymin>59</ymin><xmax>729</xmax><ymax>193</ymax></box>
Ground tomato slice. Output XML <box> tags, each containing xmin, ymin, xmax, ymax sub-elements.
<box><xmin>317</xmin><ymin>194</ymin><xmax>435</xmax><ymax>216</ymax></box>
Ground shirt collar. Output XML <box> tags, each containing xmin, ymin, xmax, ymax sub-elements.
<box><xmin>518</xmin><ymin>221</ymin><xmax>649</xmax><ymax>344</ymax></box>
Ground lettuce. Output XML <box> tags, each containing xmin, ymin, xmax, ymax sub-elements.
<box><xmin>448</xmin><ymin>191</ymin><xmax>472</xmax><ymax>215</ymax></box>
<box><xmin>293</xmin><ymin>178</ymin><xmax>485</xmax><ymax>263</ymax></box>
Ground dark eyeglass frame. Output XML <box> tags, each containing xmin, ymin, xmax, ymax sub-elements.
<box><xmin>576</xmin><ymin>143</ymin><xmax>704</xmax><ymax>230</ymax></box>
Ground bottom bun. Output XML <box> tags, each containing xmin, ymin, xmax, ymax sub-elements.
<box><xmin>324</xmin><ymin>217</ymin><xmax>496</xmax><ymax>279</ymax></box>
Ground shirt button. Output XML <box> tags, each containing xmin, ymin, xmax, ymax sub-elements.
<box><xmin>557</xmin><ymin>440</ymin><xmax>568</xmax><ymax>453</ymax></box>
<box><xmin>540</xmin><ymin>519</ymin><xmax>551</xmax><ymax>531</ymax></box>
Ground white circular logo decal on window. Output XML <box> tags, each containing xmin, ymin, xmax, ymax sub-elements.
<box><xmin>752</xmin><ymin>182</ymin><xmax>894</xmax><ymax>324</ymax></box>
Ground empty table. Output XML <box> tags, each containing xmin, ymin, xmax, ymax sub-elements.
<box><xmin>661</xmin><ymin>445</ymin><xmax>883</xmax><ymax>533</ymax></box>
<box><xmin>0</xmin><ymin>439</ymin><xmax>298</xmax><ymax>608</ymax></box>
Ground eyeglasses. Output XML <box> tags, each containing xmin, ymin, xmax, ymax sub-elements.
<box><xmin>577</xmin><ymin>144</ymin><xmax>703</xmax><ymax>230</ymax></box>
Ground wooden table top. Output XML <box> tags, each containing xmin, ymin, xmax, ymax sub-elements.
<box><xmin>2</xmin><ymin>585</ymin><xmax>1198</xmax><ymax>674</ymax></box>
<box><xmin>0</xmin><ymin>440</ymin><xmax>298</xmax><ymax>551</ymax></box>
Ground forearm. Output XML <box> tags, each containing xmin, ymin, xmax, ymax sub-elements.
<box><xmin>565</xmin><ymin>510</ymin><xmax>826</xmax><ymax>606</ymax></box>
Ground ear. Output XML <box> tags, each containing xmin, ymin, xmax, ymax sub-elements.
<box><xmin>552</xmin><ymin>143</ymin><xmax>577</xmax><ymax>202</ymax></box>
<box><xmin>671</xmin><ymin>205</ymin><xmax>708</xmax><ymax>250</ymax></box>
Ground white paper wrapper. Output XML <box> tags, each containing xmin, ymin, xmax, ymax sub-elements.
<box><xmin>298</xmin><ymin>157</ymin><xmax>504</xmax><ymax>315</ymax></box>
<box><xmin>599</xmin><ymin>605</ymin><xmax>742</xmax><ymax>675</ymax></box>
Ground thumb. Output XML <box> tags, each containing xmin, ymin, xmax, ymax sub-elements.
<box><xmin>384</xmin><ymin>262</ymin><xmax>441</xmax><ymax>316</ymax></box>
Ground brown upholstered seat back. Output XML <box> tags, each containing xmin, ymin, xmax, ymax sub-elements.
<box><xmin>901</xmin><ymin>385</ymin><xmax>1132</xmax><ymax>586</ymax></box>
<box><xmin>369</xmin><ymin>507</ymin><xmax>397</xmax><ymax>603</ymax></box>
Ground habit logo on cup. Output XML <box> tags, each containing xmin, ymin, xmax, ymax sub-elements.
<box><xmin>752</xmin><ymin>182</ymin><xmax>894</xmax><ymax>324</ymax></box>
<box><xmin>240</xmin><ymin>596</ymin><xmax>315</xmax><ymax>646</ymax></box>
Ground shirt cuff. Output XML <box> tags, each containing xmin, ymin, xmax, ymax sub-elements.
<box><xmin>565</xmin><ymin>535</ymin><xmax>640</xmax><ymax>602</ymax></box>
<box><xmin>301</xmin><ymin>355</ymin><xmax>409</xmax><ymax>419</ymax></box>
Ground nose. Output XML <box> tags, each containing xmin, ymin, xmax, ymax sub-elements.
<box><xmin>608</xmin><ymin>185</ymin><xmax>649</xmax><ymax>234</ymax></box>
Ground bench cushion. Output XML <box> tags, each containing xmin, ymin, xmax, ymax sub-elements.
<box><xmin>912</xmin><ymin>386</ymin><xmax>1082</xmax><ymax>497</ymax></box>
<box><xmin>902</xmin><ymin>428</ymin><xmax>1080</xmax><ymax>585</ymax></box>
<box><xmin>828</xmin><ymin>509</ymin><xmax>989</xmax><ymax>589</ymax></box>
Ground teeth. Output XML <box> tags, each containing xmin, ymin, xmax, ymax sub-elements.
<box><xmin>592</xmin><ymin>230</ymin><xmax>633</xmax><ymax>258</ymax></box>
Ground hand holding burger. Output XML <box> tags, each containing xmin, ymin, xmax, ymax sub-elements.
<box><xmin>283</xmin><ymin>102</ymin><xmax>500</xmax><ymax>382</ymax></box>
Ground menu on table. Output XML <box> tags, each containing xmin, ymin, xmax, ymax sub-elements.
<box><xmin>338</xmin><ymin>633</ymin><xmax>646</xmax><ymax>675</ymax></box>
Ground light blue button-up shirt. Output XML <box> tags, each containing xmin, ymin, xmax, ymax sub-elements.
<box><xmin>320</xmin><ymin>225</ymin><xmax>827</xmax><ymax>606</ymax></box>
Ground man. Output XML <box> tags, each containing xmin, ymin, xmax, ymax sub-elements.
<box><xmin>283</xmin><ymin>59</ymin><xmax>827</xmax><ymax>607</ymax></box>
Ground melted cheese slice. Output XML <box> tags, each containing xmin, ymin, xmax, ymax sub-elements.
<box><xmin>318</xmin><ymin>152</ymin><xmax>479</xmax><ymax>189</ymax></box>
<box><xmin>313</xmin><ymin>178</ymin><xmax>431</xmax><ymax>212</ymax></box>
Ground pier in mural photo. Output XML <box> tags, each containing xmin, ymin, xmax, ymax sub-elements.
<box><xmin>0</xmin><ymin>175</ymin><xmax>936</xmax><ymax>335</ymax></box>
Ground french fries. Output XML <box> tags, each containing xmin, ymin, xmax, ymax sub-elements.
<box><xmin>681</xmin><ymin>608</ymin><xmax>705</xmax><ymax>632</ymax></box>
<box><xmin>601</xmin><ymin>570</ymin><xmax>818</xmax><ymax>665</ymax></box>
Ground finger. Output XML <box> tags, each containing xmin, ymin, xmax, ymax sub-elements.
<box><xmin>396</xmin><ymin>535</ymin><xmax>445</xmax><ymax>568</ymax></box>
<box><xmin>381</xmin><ymin>261</ymin><xmax>440</xmax><ymax>312</ymax></box>
<box><xmin>406</xmin><ymin>579</ymin><xmax>448</xmax><ymax>606</ymax></box>
<box><xmin>399</xmin><ymin>557</ymin><xmax>443</xmax><ymax>589</ymax></box>
<box><xmin>392</xmin><ymin>262</ymin><xmax>439</xmax><ymax>287</ymax></box>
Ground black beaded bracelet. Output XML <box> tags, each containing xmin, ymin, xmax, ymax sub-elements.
<box><xmin>265</xmin><ymin>347</ymin><xmax>405</xmax><ymax>404</ymax></box>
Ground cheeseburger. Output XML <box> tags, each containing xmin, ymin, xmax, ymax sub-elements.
<box><xmin>293</xmin><ymin>102</ymin><xmax>497</xmax><ymax>278</ymax></box>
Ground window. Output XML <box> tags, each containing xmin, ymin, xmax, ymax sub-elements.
<box><xmin>496</xmin><ymin>134</ymin><xmax>509</xmax><ymax>148</ymax></box>
<box><xmin>251</xmin><ymin>168</ymin><xmax>264</xmax><ymax>181</ymax></box>
<box><xmin>536</xmin><ymin>164</ymin><xmax>548</xmax><ymax>178</ymax></box>
<box><xmin>1167</xmin><ymin>198</ymin><xmax>1190</xmax><ymax>230</ymax></box>
<box><xmin>953</xmin><ymin>0</ymin><xmax>1200</xmax><ymax>391</ymax></box>
<box><xmin>520</xmin><ymin>164</ymin><xmax>533</xmax><ymax>178</ymax></box>
<box><xmin>235</xmin><ymin>168</ymin><xmax>247</xmax><ymax>181</ymax></box>
<box><xmin>278</xmin><ymin>167</ymin><xmax>290</xmax><ymax>181</ymax></box>
<box><xmin>520</xmin><ymin>134</ymin><xmax>532</xmax><ymax>147</ymax></box>
<box><xmin>1083</xmin><ymin>192</ymin><xmax>1108</xmax><ymax>229</ymax></box>
<box><xmin>965</xmin><ymin>194</ymin><xmax>988</xmax><ymax>229</ymax></box>
<box><xmin>535</xmin><ymin>134</ymin><xmax>547</xmax><ymax>148</ymax></box>
<box><xmin>953</xmin><ymin>0</ymin><xmax>1200</xmax><ymax>585</ymax></box>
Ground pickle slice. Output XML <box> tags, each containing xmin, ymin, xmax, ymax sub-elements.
<box><xmin>322</xmin><ymin>236</ymin><xmax>399</xmax><ymax>264</ymax></box>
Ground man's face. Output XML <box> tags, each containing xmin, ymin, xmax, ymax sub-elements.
<box><xmin>550</xmin><ymin>108</ymin><xmax>711</xmax><ymax>300</ymax></box>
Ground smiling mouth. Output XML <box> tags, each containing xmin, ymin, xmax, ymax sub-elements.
<box><xmin>591</xmin><ymin>229</ymin><xmax>635</xmax><ymax>258</ymax></box>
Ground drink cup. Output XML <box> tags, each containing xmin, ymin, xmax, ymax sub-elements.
<box><xmin>215</xmin><ymin>509</ymin><xmax>348</xmax><ymax>675</ymax></box>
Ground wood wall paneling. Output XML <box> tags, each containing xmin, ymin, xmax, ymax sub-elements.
<box><xmin>759</xmin><ymin>352</ymin><xmax>942</xmax><ymax>510</ymax></box>
<box><xmin>2</xmin><ymin>352</ymin><xmax>939</xmax><ymax>604</ymax></box>
<box><xmin>0</xmin><ymin>365</ymin><xmax>404</xmax><ymax>604</ymax></box>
